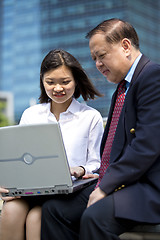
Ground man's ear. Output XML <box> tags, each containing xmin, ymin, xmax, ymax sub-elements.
<box><xmin>121</xmin><ymin>38</ymin><xmax>131</xmax><ymax>56</ymax></box>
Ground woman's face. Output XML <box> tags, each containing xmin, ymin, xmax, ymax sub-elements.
<box><xmin>43</xmin><ymin>65</ymin><xmax>76</xmax><ymax>105</ymax></box>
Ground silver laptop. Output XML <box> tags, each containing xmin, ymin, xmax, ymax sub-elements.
<box><xmin>0</xmin><ymin>123</ymin><xmax>97</xmax><ymax>197</ymax></box>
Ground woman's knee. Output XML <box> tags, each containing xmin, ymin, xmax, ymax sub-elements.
<box><xmin>1</xmin><ymin>199</ymin><xmax>29</xmax><ymax>221</ymax></box>
<box><xmin>26</xmin><ymin>207</ymin><xmax>42</xmax><ymax>240</ymax></box>
<box><xmin>26</xmin><ymin>206</ymin><xmax>42</xmax><ymax>226</ymax></box>
<box><xmin>0</xmin><ymin>199</ymin><xmax>30</xmax><ymax>230</ymax></box>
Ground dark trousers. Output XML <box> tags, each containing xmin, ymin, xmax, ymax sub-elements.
<box><xmin>41</xmin><ymin>183</ymin><xmax>96</xmax><ymax>240</ymax></box>
<box><xmin>41</xmin><ymin>184</ymin><xmax>138</xmax><ymax>240</ymax></box>
<box><xmin>80</xmin><ymin>194</ymin><xmax>138</xmax><ymax>240</ymax></box>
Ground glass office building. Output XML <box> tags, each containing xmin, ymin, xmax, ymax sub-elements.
<box><xmin>0</xmin><ymin>0</ymin><xmax>160</xmax><ymax>123</ymax></box>
<box><xmin>0</xmin><ymin>0</ymin><xmax>3</xmax><ymax>90</ymax></box>
<box><xmin>127</xmin><ymin>0</ymin><xmax>160</xmax><ymax>64</ymax></box>
<box><xmin>39</xmin><ymin>0</ymin><xmax>127</xmax><ymax>119</ymax></box>
<box><xmin>1</xmin><ymin>0</ymin><xmax>41</xmax><ymax>121</ymax></box>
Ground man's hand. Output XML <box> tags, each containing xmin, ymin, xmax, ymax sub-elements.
<box><xmin>87</xmin><ymin>187</ymin><xmax>106</xmax><ymax>208</ymax></box>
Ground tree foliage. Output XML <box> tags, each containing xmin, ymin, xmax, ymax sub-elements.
<box><xmin>0</xmin><ymin>101</ymin><xmax>9</xmax><ymax>127</ymax></box>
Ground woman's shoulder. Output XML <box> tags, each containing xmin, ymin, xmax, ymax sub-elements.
<box><xmin>23</xmin><ymin>103</ymin><xmax>50</xmax><ymax>114</ymax></box>
<box><xmin>74</xmin><ymin>99</ymin><xmax>102</xmax><ymax>119</ymax></box>
<box><xmin>78</xmin><ymin>100</ymin><xmax>100</xmax><ymax>113</ymax></box>
<box><xmin>20</xmin><ymin>103</ymin><xmax>50</xmax><ymax>124</ymax></box>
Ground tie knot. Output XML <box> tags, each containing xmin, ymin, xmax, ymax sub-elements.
<box><xmin>119</xmin><ymin>79</ymin><xmax>126</xmax><ymax>89</ymax></box>
<box><xmin>118</xmin><ymin>79</ymin><xmax>126</xmax><ymax>93</ymax></box>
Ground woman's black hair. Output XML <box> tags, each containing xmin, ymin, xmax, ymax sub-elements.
<box><xmin>39</xmin><ymin>49</ymin><xmax>102</xmax><ymax>103</ymax></box>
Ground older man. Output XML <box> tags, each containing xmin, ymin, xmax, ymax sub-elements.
<box><xmin>41</xmin><ymin>19</ymin><xmax>160</xmax><ymax>240</ymax></box>
<box><xmin>80</xmin><ymin>18</ymin><xmax>160</xmax><ymax>240</ymax></box>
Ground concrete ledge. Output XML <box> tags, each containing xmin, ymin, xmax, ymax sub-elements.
<box><xmin>130</xmin><ymin>224</ymin><xmax>160</xmax><ymax>233</ymax></box>
<box><xmin>120</xmin><ymin>232</ymin><xmax>160</xmax><ymax>240</ymax></box>
<box><xmin>120</xmin><ymin>224</ymin><xmax>160</xmax><ymax>240</ymax></box>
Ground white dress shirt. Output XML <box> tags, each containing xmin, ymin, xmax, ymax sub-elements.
<box><xmin>20</xmin><ymin>98</ymin><xmax>104</xmax><ymax>174</ymax></box>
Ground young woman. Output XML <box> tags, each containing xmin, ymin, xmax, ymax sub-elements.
<box><xmin>0</xmin><ymin>49</ymin><xmax>103</xmax><ymax>240</ymax></box>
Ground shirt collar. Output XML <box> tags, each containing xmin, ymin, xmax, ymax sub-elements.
<box><xmin>45</xmin><ymin>98</ymin><xmax>81</xmax><ymax>117</ymax></box>
<box><xmin>125</xmin><ymin>53</ymin><xmax>142</xmax><ymax>84</ymax></box>
<box><xmin>39</xmin><ymin>102</ymin><xmax>51</xmax><ymax>114</ymax></box>
<box><xmin>40</xmin><ymin>98</ymin><xmax>82</xmax><ymax>119</ymax></box>
<box><xmin>64</xmin><ymin>98</ymin><xmax>81</xmax><ymax>116</ymax></box>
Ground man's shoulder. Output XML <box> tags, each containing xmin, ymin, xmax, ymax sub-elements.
<box><xmin>139</xmin><ymin>55</ymin><xmax>160</xmax><ymax>70</ymax></box>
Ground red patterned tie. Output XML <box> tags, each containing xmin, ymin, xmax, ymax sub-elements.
<box><xmin>96</xmin><ymin>80</ymin><xmax>126</xmax><ymax>188</ymax></box>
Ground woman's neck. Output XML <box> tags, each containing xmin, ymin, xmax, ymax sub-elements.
<box><xmin>50</xmin><ymin>99</ymin><xmax>73</xmax><ymax>121</ymax></box>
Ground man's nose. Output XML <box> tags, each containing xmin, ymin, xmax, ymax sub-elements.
<box><xmin>96</xmin><ymin>59</ymin><xmax>103</xmax><ymax>68</ymax></box>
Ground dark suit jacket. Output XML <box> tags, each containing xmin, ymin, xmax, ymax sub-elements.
<box><xmin>99</xmin><ymin>55</ymin><xmax>160</xmax><ymax>223</ymax></box>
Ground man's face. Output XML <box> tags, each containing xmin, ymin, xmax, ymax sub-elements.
<box><xmin>89</xmin><ymin>33</ymin><xmax>130</xmax><ymax>84</ymax></box>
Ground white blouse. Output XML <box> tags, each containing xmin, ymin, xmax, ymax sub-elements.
<box><xmin>20</xmin><ymin>98</ymin><xmax>104</xmax><ymax>174</ymax></box>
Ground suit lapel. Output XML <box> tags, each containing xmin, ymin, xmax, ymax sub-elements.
<box><xmin>101</xmin><ymin>55</ymin><xmax>150</xmax><ymax>161</ymax></box>
<box><xmin>129</xmin><ymin>55</ymin><xmax>150</xmax><ymax>87</ymax></box>
<box><xmin>111</xmin><ymin>55</ymin><xmax>150</xmax><ymax>162</ymax></box>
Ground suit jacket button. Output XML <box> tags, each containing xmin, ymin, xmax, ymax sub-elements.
<box><xmin>130</xmin><ymin>128</ymin><xmax>135</xmax><ymax>134</ymax></box>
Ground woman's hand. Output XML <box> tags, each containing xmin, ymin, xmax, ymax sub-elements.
<box><xmin>82</xmin><ymin>173</ymin><xmax>99</xmax><ymax>179</ymax></box>
<box><xmin>0</xmin><ymin>187</ymin><xmax>20</xmax><ymax>201</ymax></box>
<box><xmin>70</xmin><ymin>166</ymin><xmax>85</xmax><ymax>178</ymax></box>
